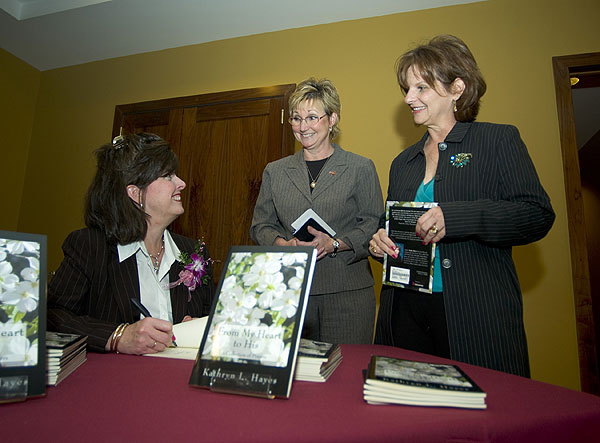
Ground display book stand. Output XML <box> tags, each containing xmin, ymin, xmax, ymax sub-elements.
<box><xmin>189</xmin><ymin>245</ymin><xmax>317</xmax><ymax>399</ymax></box>
<box><xmin>0</xmin><ymin>230</ymin><xmax>47</xmax><ymax>403</ymax></box>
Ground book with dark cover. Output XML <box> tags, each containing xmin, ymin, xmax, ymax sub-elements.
<box><xmin>291</xmin><ymin>209</ymin><xmax>336</xmax><ymax>242</ymax></box>
<box><xmin>383</xmin><ymin>201</ymin><xmax>437</xmax><ymax>293</ymax></box>
<box><xmin>0</xmin><ymin>230</ymin><xmax>48</xmax><ymax>401</ymax></box>
<box><xmin>46</xmin><ymin>331</ymin><xmax>87</xmax><ymax>357</ymax></box>
<box><xmin>363</xmin><ymin>355</ymin><xmax>486</xmax><ymax>409</ymax></box>
<box><xmin>46</xmin><ymin>331</ymin><xmax>87</xmax><ymax>386</ymax></box>
<box><xmin>47</xmin><ymin>346</ymin><xmax>87</xmax><ymax>386</ymax></box>
<box><xmin>295</xmin><ymin>339</ymin><xmax>342</xmax><ymax>382</ymax></box>
<box><xmin>189</xmin><ymin>246</ymin><xmax>317</xmax><ymax>399</ymax></box>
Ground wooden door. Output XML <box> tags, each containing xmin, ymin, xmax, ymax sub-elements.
<box><xmin>553</xmin><ymin>53</ymin><xmax>600</xmax><ymax>394</ymax></box>
<box><xmin>113</xmin><ymin>85</ymin><xmax>296</xmax><ymax>282</ymax></box>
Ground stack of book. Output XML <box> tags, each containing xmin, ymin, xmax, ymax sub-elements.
<box><xmin>294</xmin><ymin>339</ymin><xmax>342</xmax><ymax>382</ymax></box>
<box><xmin>363</xmin><ymin>355</ymin><xmax>487</xmax><ymax>409</ymax></box>
<box><xmin>46</xmin><ymin>331</ymin><xmax>87</xmax><ymax>386</ymax></box>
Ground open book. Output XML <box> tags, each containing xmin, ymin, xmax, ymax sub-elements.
<box><xmin>144</xmin><ymin>317</ymin><xmax>208</xmax><ymax>360</ymax></box>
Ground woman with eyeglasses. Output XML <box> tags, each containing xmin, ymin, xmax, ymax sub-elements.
<box><xmin>48</xmin><ymin>133</ymin><xmax>214</xmax><ymax>354</ymax></box>
<box><xmin>369</xmin><ymin>35</ymin><xmax>554</xmax><ymax>376</ymax></box>
<box><xmin>250</xmin><ymin>78</ymin><xmax>383</xmax><ymax>344</ymax></box>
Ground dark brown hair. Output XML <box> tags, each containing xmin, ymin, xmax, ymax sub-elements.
<box><xmin>396</xmin><ymin>35</ymin><xmax>487</xmax><ymax>122</ymax></box>
<box><xmin>84</xmin><ymin>133</ymin><xmax>178</xmax><ymax>244</ymax></box>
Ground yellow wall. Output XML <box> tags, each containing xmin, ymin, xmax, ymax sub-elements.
<box><xmin>4</xmin><ymin>0</ymin><xmax>600</xmax><ymax>390</ymax></box>
<box><xmin>0</xmin><ymin>48</ymin><xmax>40</xmax><ymax>230</ymax></box>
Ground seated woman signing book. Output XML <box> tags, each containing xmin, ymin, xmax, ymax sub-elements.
<box><xmin>48</xmin><ymin>133</ymin><xmax>214</xmax><ymax>354</ymax></box>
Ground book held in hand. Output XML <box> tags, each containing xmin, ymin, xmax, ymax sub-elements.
<box><xmin>383</xmin><ymin>201</ymin><xmax>437</xmax><ymax>293</ymax></box>
<box><xmin>291</xmin><ymin>209</ymin><xmax>336</xmax><ymax>242</ymax></box>
<box><xmin>363</xmin><ymin>355</ymin><xmax>487</xmax><ymax>409</ymax></box>
<box><xmin>295</xmin><ymin>338</ymin><xmax>342</xmax><ymax>382</ymax></box>
<box><xmin>46</xmin><ymin>331</ymin><xmax>87</xmax><ymax>386</ymax></box>
<box><xmin>189</xmin><ymin>246</ymin><xmax>317</xmax><ymax>399</ymax></box>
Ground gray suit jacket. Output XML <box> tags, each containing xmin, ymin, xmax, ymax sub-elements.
<box><xmin>250</xmin><ymin>144</ymin><xmax>383</xmax><ymax>294</ymax></box>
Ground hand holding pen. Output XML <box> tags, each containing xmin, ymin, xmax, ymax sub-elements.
<box><xmin>129</xmin><ymin>298</ymin><xmax>178</xmax><ymax>351</ymax></box>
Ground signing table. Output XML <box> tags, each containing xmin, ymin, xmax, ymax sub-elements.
<box><xmin>2</xmin><ymin>344</ymin><xmax>600</xmax><ymax>442</ymax></box>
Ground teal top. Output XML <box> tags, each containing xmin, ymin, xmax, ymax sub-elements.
<box><xmin>415</xmin><ymin>180</ymin><xmax>442</xmax><ymax>292</ymax></box>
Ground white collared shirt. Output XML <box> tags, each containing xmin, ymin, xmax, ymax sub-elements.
<box><xmin>117</xmin><ymin>231</ymin><xmax>181</xmax><ymax>323</ymax></box>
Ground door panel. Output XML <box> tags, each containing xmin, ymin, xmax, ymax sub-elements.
<box><xmin>113</xmin><ymin>85</ymin><xmax>296</xmax><ymax>283</ymax></box>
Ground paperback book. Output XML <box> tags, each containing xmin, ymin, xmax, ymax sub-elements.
<box><xmin>363</xmin><ymin>355</ymin><xmax>487</xmax><ymax>409</ymax></box>
<box><xmin>291</xmin><ymin>209</ymin><xmax>336</xmax><ymax>242</ymax></box>
<box><xmin>189</xmin><ymin>246</ymin><xmax>317</xmax><ymax>399</ymax></box>
<box><xmin>295</xmin><ymin>339</ymin><xmax>342</xmax><ymax>382</ymax></box>
<box><xmin>46</xmin><ymin>331</ymin><xmax>87</xmax><ymax>386</ymax></box>
<box><xmin>0</xmin><ymin>230</ymin><xmax>47</xmax><ymax>402</ymax></box>
<box><xmin>383</xmin><ymin>201</ymin><xmax>437</xmax><ymax>293</ymax></box>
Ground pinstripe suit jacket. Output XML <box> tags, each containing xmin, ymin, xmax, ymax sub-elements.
<box><xmin>375</xmin><ymin>122</ymin><xmax>555</xmax><ymax>377</ymax></box>
<box><xmin>47</xmin><ymin>228</ymin><xmax>214</xmax><ymax>352</ymax></box>
<box><xmin>250</xmin><ymin>144</ymin><xmax>383</xmax><ymax>295</ymax></box>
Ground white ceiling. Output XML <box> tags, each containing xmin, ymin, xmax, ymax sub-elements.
<box><xmin>0</xmin><ymin>0</ymin><xmax>483</xmax><ymax>71</ymax></box>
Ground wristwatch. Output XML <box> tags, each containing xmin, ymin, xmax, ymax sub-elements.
<box><xmin>330</xmin><ymin>239</ymin><xmax>340</xmax><ymax>257</ymax></box>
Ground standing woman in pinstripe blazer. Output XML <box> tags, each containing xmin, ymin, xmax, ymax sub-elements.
<box><xmin>251</xmin><ymin>78</ymin><xmax>383</xmax><ymax>344</ymax></box>
<box><xmin>369</xmin><ymin>35</ymin><xmax>555</xmax><ymax>377</ymax></box>
<box><xmin>48</xmin><ymin>133</ymin><xmax>214</xmax><ymax>354</ymax></box>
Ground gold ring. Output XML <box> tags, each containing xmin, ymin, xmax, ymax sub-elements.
<box><xmin>430</xmin><ymin>225</ymin><xmax>438</xmax><ymax>235</ymax></box>
<box><xmin>152</xmin><ymin>341</ymin><xmax>157</xmax><ymax>348</ymax></box>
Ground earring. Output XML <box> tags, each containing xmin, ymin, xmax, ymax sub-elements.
<box><xmin>139</xmin><ymin>200</ymin><xmax>143</xmax><ymax>209</ymax></box>
<box><xmin>453</xmin><ymin>100</ymin><xmax>458</xmax><ymax>113</ymax></box>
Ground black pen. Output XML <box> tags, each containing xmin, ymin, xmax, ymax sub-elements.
<box><xmin>130</xmin><ymin>298</ymin><xmax>177</xmax><ymax>347</ymax></box>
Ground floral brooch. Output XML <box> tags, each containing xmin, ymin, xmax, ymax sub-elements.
<box><xmin>166</xmin><ymin>240</ymin><xmax>213</xmax><ymax>300</ymax></box>
<box><xmin>450</xmin><ymin>153</ymin><xmax>472</xmax><ymax>168</ymax></box>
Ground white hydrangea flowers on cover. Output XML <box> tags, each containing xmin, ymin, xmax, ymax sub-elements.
<box><xmin>0</xmin><ymin>239</ymin><xmax>41</xmax><ymax>367</ymax></box>
<box><xmin>203</xmin><ymin>252</ymin><xmax>308</xmax><ymax>367</ymax></box>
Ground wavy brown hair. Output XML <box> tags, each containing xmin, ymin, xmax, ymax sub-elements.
<box><xmin>396</xmin><ymin>35</ymin><xmax>487</xmax><ymax>122</ymax></box>
<box><xmin>84</xmin><ymin>133</ymin><xmax>178</xmax><ymax>244</ymax></box>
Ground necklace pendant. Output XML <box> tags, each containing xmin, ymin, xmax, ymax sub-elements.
<box><xmin>310</xmin><ymin>181</ymin><xmax>316</xmax><ymax>189</ymax></box>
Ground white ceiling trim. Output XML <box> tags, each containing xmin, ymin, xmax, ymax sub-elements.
<box><xmin>0</xmin><ymin>0</ymin><xmax>111</xmax><ymax>20</ymax></box>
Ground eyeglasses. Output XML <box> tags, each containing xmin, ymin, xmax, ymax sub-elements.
<box><xmin>288</xmin><ymin>114</ymin><xmax>328</xmax><ymax>127</ymax></box>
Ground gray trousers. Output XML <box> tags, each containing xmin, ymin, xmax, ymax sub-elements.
<box><xmin>301</xmin><ymin>286</ymin><xmax>375</xmax><ymax>344</ymax></box>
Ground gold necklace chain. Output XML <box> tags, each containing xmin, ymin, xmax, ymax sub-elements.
<box><xmin>307</xmin><ymin>155</ymin><xmax>332</xmax><ymax>189</ymax></box>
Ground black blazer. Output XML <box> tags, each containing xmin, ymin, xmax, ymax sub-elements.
<box><xmin>375</xmin><ymin>122</ymin><xmax>555</xmax><ymax>377</ymax></box>
<box><xmin>48</xmin><ymin>228</ymin><xmax>214</xmax><ymax>351</ymax></box>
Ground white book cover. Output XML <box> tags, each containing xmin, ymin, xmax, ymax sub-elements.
<box><xmin>189</xmin><ymin>246</ymin><xmax>317</xmax><ymax>399</ymax></box>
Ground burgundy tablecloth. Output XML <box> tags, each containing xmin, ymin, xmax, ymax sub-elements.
<box><xmin>2</xmin><ymin>344</ymin><xmax>599</xmax><ymax>442</ymax></box>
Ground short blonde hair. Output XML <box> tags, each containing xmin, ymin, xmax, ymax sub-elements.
<box><xmin>289</xmin><ymin>78</ymin><xmax>341</xmax><ymax>139</ymax></box>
